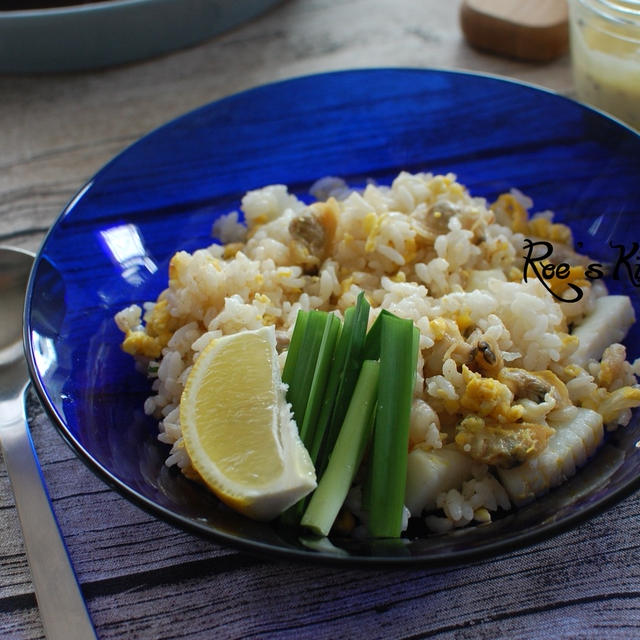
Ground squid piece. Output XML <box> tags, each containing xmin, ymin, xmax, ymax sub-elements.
<box><xmin>571</xmin><ymin>296</ymin><xmax>635</xmax><ymax>366</ymax></box>
<box><xmin>404</xmin><ymin>447</ymin><xmax>476</xmax><ymax>516</ymax></box>
<box><xmin>496</xmin><ymin>407</ymin><xmax>604</xmax><ymax>506</ymax></box>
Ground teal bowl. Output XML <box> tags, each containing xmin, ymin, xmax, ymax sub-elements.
<box><xmin>0</xmin><ymin>0</ymin><xmax>282</xmax><ymax>73</ymax></box>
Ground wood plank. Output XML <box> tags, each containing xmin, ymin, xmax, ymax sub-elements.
<box><xmin>4</xmin><ymin>512</ymin><xmax>640</xmax><ymax>640</ymax></box>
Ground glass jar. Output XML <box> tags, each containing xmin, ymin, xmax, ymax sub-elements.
<box><xmin>569</xmin><ymin>0</ymin><xmax>640</xmax><ymax>130</ymax></box>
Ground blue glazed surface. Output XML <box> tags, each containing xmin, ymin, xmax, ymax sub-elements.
<box><xmin>25</xmin><ymin>69</ymin><xmax>640</xmax><ymax>564</ymax></box>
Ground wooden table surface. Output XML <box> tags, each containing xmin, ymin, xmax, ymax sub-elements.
<box><xmin>2</xmin><ymin>1</ymin><xmax>640</xmax><ymax>638</ymax></box>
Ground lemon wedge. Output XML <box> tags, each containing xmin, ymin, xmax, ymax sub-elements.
<box><xmin>180</xmin><ymin>325</ymin><xmax>316</xmax><ymax>521</ymax></box>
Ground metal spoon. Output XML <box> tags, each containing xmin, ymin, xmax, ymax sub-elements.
<box><xmin>0</xmin><ymin>246</ymin><xmax>97</xmax><ymax>640</ymax></box>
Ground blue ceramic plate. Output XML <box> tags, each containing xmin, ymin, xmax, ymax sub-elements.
<box><xmin>25</xmin><ymin>69</ymin><xmax>640</xmax><ymax>565</ymax></box>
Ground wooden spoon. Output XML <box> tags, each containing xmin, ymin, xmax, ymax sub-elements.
<box><xmin>460</xmin><ymin>0</ymin><xmax>569</xmax><ymax>62</ymax></box>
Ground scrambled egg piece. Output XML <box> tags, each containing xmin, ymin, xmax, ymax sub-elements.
<box><xmin>491</xmin><ymin>193</ymin><xmax>572</xmax><ymax>244</ymax></box>
<box><xmin>524</xmin><ymin>261</ymin><xmax>590</xmax><ymax>299</ymax></box>
<box><xmin>122</xmin><ymin>331</ymin><xmax>163</xmax><ymax>359</ymax></box>
<box><xmin>363</xmin><ymin>211</ymin><xmax>382</xmax><ymax>252</ymax></box>
<box><xmin>121</xmin><ymin>298</ymin><xmax>176</xmax><ymax>359</ymax></box>
<box><xmin>454</xmin><ymin>308</ymin><xmax>474</xmax><ymax>334</ymax></box>
<box><xmin>583</xmin><ymin>386</ymin><xmax>640</xmax><ymax>425</ymax></box>
<box><xmin>527</xmin><ymin>216</ymin><xmax>572</xmax><ymax>245</ymax></box>
<box><xmin>460</xmin><ymin>366</ymin><xmax>523</xmax><ymax>423</ymax></box>
<box><xmin>455</xmin><ymin>366</ymin><xmax>558</xmax><ymax>466</ymax></box>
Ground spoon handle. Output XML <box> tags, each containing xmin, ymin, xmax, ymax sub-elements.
<box><xmin>0</xmin><ymin>387</ymin><xmax>97</xmax><ymax>640</ymax></box>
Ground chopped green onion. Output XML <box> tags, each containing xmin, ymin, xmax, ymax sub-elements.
<box><xmin>282</xmin><ymin>293</ymin><xmax>418</xmax><ymax>535</ymax></box>
<box><xmin>362</xmin><ymin>309</ymin><xmax>395</xmax><ymax>361</ymax></box>
<box><xmin>367</xmin><ymin>314</ymin><xmax>418</xmax><ymax>538</ymax></box>
<box><xmin>360</xmin><ymin>311</ymin><xmax>416</xmax><ymax>516</ymax></box>
<box><xmin>314</xmin><ymin>292</ymin><xmax>370</xmax><ymax>477</ymax></box>
<box><xmin>308</xmin><ymin>306</ymin><xmax>355</xmax><ymax>465</ymax></box>
<box><xmin>281</xmin><ymin>309</ymin><xmax>309</xmax><ymax>388</ymax></box>
<box><xmin>298</xmin><ymin>313</ymin><xmax>342</xmax><ymax>451</ymax></box>
<box><xmin>282</xmin><ymin>310</ymin><xmax>341</xmax><ymax>525</ymax></box>
<box><xmin>286</xmin><ymin>310</ymin><xmax>330</xmax><ymax>427</ymax></box>
<box><xmin>301</xmin><ymin>360</ymin><xmax>380</xmax><ymax>537</ymax></box>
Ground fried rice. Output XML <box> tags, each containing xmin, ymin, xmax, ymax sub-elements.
<box><xmin>115</xmin><ymin>171</ymin><xmax>640</xmax><ymax>533</ymax></box>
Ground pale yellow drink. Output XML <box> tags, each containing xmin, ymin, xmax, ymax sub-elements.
<box><xmin>569</xmin><ymin>0</ymin><xmax>640</xmax><ymax>131</ymax></box>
